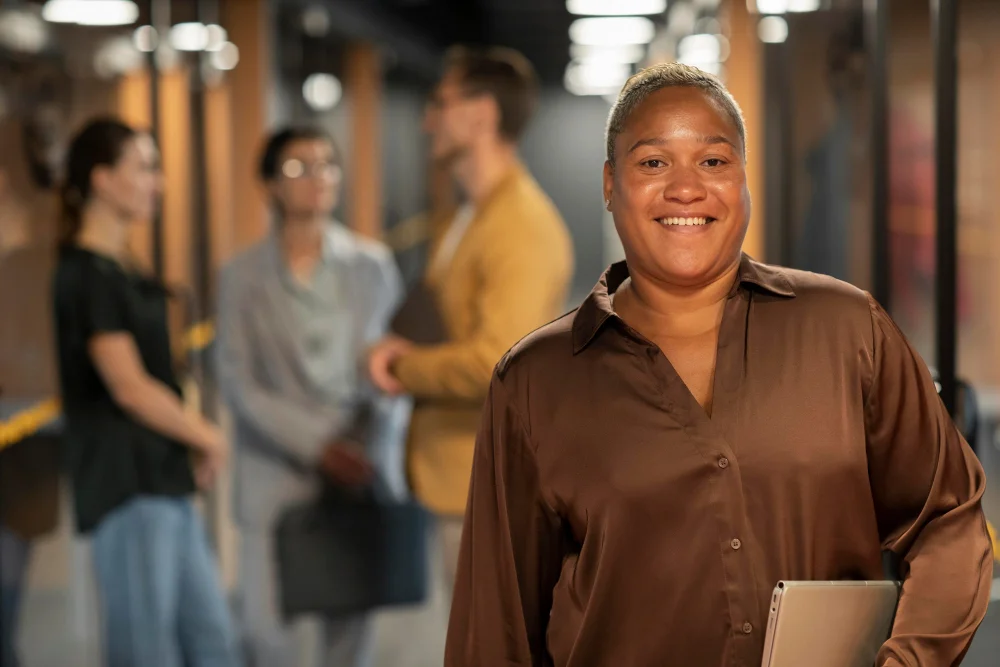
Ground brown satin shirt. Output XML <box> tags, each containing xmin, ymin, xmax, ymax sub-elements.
<box><xmin>445</xmin><ymin>255</ymin><xmax>993</xmax><ymax>667</ymax></box>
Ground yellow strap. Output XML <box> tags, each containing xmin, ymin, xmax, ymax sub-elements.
<box><xmin>0</xmin><ymin>320</ymin><xmax>216</xmax><ymax>450</ymax></box>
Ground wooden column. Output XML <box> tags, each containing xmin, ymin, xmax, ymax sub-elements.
<box><xmin>159</xmin><ymin>70</ymin><xmax>193</xmax><ymax>292</ymax></box>
<box><xmin>205</xmin><ymin>83</ymin><xmax>236</xmax><ymax>267</ymax></box>
<box><xmin>115</xmin><ymin>70</ymin><xmax>154</xmax><ymax>269</ymax></box>
<box><xmin>223</xmin><ymin>0</ymin><xmax>271</xmax><ymax>248</ymax></box>
<box><xmin>724</xmin><ymin>0</ymin><xmax>765</xmax><ymax>261</ymax></box>
<box><xmin>345</xmin><ymin>43</ymin><xmax>384</xmax><ymax>239</ymax></box>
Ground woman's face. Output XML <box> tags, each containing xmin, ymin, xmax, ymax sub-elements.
<box><xmin>268</xmin><ymin>138</ymin><xmax>342</xmax><ymax>219</ymax></box>
<box><xmin>603</xmin><ymin>86</ymin><xmax>749</xmax><ymax>289</ymax></box>
<box><xmin>92</xmin><ymin>133</ymin><xmax>162</xmax><ymax>222</ymax></box>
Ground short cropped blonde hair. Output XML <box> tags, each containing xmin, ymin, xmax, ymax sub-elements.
<box><xmin>605</xmin><ymin>62</ymin><xmax>747</xmax><ymax>165</ymax></box>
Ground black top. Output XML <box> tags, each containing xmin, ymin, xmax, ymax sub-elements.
<box><xmin>53</xmin><ymin>246</ymin><xmax>194</xmax><ymax>533</ymax></box>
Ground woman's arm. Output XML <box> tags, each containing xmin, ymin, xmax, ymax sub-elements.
<box><xmin>445</xmin><ymin>372</ymin><xmax>566</xmax><ymax>666</ymax></box>
<box><xmin>865</xmin><ymin>295</ymin><xmax>992</xmax><ymax>666</ymax></box>
<box><xmin>89</xmin><ymin>332</ymin><xmax>222</xmax><ymax>455</ymax></box>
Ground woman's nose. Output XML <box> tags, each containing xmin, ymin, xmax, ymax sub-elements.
<box><xmin>662</xmin><ymin>169</ymin><xmax>707</xmax><ymax>203</ymax></box>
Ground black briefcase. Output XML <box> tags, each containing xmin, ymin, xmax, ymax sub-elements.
<box><xmin>274</xmin><ymin>478</ymin><xmax>431</xmax><ymax>620</ymax></box>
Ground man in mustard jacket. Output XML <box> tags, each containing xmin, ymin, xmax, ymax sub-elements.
<box><xmin>367</xmin><ymin>46</ymin><xmax>574</xmax><ymax>598</ymax></box>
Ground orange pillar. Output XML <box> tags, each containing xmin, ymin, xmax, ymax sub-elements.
<box><xmin>223</xmin><ymin>0</ymin><xmax>271</xmax><ymax>248</ymax></box>
<box><xmin>724</xmin><ymin>0</ymin><xmax>765</xmax><ymax>261</ymax></box>
<box><xmin>158</xmin><ymin>70</ymin><xmax>193</xmax><ymax>292</ymax></box>
<box><xmin>205</xmin><ymin>83</ymin><xmax>235</xmax><ymax>267</ymax></box>
<box><xmin>344</xmin><ymin>43</ymin><xmax>383</xmax><ymax>239</ymax></box>
<box><xmin>115</xmin><ymin>70</ymin><xmax>155</xmax><ymax>269</ymax></box>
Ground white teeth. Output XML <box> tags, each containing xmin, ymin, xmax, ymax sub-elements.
<box><xmin>658</xmin><ymin>217</ymin><xmax>709</xmax><ymax>226</ymax></box>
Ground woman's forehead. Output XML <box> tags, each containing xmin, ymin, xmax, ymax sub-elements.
<box><xmin>624</xmin><ymin>87</ymin><xmax>738</xmax><ymax>137</ymax></box>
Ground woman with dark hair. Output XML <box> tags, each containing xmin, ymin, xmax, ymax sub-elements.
<box><xmin>52</xmin><ymin>117</ymin><xmax>239</xmax><ymax>667</ymax></box>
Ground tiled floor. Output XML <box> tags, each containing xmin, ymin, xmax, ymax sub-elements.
<box><xmin>16</xmin><ymin>578</ymin><xmax>450</xmax><ymax>667</ymax></box>
<box><xmin>15</xmin><ymin>582</ymin><xmax>998</xmax><ymax>666</ymax></box>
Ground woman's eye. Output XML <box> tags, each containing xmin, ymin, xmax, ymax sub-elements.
<box><xmin>703</xmin><ymin>158</ymin><xmax>726</xmax><ymax>168</ymax></box>
<box><xmin>643</xmin><ymin>159</ymin><xmax>664</xmax><ymax>168</ymax></box>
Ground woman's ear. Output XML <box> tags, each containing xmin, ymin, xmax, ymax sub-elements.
<box><xmin>89</xmin><ymin>164</ymin><xmax>114</xmax><ymax>201</ymax></box>
<box><xmin>602</xmin><ymin>160</ymin><xmax>614</xmax><ymax>211</ymax></box>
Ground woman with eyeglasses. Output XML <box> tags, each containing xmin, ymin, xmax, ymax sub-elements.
<box><xmin>52</xmin><ymin>117</ymin><xmax>238</xmax><ymax>666</ymax></box>
<box><xmin>216</xmin><ymin>127</ymin><xmax>411</xmax><ymax>667</ymax></box>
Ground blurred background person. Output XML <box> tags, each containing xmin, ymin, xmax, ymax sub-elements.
<box><xmin>216</xmin><ymin>127</ymin><xmax>411</xmax><ymax>667</ymax></box>
<box><xmin>52</xmin><ymin>118</ymin><xmax>238</xmax><ymax>667</ymax></box>
<box><xmin>367</xmin><ymin>45</ymin><xmax>574</xmax><ymax>602</ymax></box>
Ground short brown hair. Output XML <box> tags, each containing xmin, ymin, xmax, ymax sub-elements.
<box><xmin>444</xmin><ymin>45</ymin><xmax>540</xmax><ymax>143</ymax></box>
<box><xmin>606</xmin><ymin>62</ymin><xmax>746</xmax><ymax>166</ymax></box>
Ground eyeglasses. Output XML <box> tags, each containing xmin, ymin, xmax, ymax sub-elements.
<box><xmin>280</xmin><ymin>159</ymin><xmax>342</xmax><ymax>180</ymax></box>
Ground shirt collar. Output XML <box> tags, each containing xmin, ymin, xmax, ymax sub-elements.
<box><xmin>572</xmin><ymin>253</ymin><xmax>796</xmax><ymax>354</ymax></box>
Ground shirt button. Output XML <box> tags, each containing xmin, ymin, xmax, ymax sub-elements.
<box><xmin>742</xmin><ymin>622</ymin><xmax>753</xmax><ymax>635</ymax></box>
<box><xmin>731</xmin><ymin>538</ymin><xmax>742</xmax><ymax>550</ymax></box>
<box><xmin>718</xmin><ymin>457</ymin><xmax>730</xmax><ymax>469</ymax></box>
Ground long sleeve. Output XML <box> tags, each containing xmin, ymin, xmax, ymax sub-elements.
<box><xmin>215</xmin><ymin>265</ymin><xmax>347</xmax><ymax>468</ymax></box>
<box><xmin>392</xmin><ymin>219</ymin><xmax>572</xmax><ymax>402</ymax></box>
<box><xmin>445</xmin><ymin>374</ymin><xmax>566</xmax><ymax>667</ymax></box>
<box><xmin>865</xmin><ymin>295</ymin><xmax>993</xmax><ymax>666</ymax></box>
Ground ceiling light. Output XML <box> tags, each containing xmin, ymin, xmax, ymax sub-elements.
<box><xmin>678</xmin><ymin>34</ymin><xmax>722</xmax><ymax>65</ymax></box>
<box><xmin>206</xmin><ymin>24</ymin><xmax>228</xmax><ymax>52</ymax></box>
<box><xmin>758</xmin><ymin>16</ymin><xmax>789</xmax><ymax>43</ymax></box>
<box><xmin>667</xmin><ymin>2</ymin><xmax>697</xmax><ymax>36</ymax></box>
<box><xmin>564</xmin><ymin>60</ymin><xmax>631</xmax><ymax>96</ymax></box>
<box><xmin>0</xmin><ymin>9</ymin><xmax>50</xmax><ymax>54</ymax></box>
<box><xmin>209</xmin><ymin>42</ymin><xmax>239</xmax><ymax>71</ymax></box>
<box><xmin>566</xmin><ymin>0</ymin><xmax>667</xmax><ymax>16</ymax></box>
<box><xmin>170</xmin><ymin>22</ymin><xmax>209</xmax><ymax>52</ymax></box>
<box><xmin>301</xmin><ymin>6</ymin><xmax>331</xmax><ymax>38</ymax></box>
<box><xmin>756</xmin><ymin>0</ymin><xmax>788</xmax><ymax>13</ymax></box>
<box><xmin>570</xmin><ymin>44</ymin><xmax>646</xmax><ymax>64</ymax></box>
<box><xmin>569</xmin><ymin>17</ymin><xmax>656</xmax><ymax>46</ymax></box>
<box><xmin>788</xmin><ymin>0</ymin><xmax>821</xmax><ymax>11</ymax></box>
<box><xmin>132</xmin><ymin>25</ymin><xmax>157</xmax><ymax>53</ymax></box>
<box><xmin>43</xmin><ymin>0</ymin><xmax>138</xmax><ymax>26</ymax></box>
<box><xmin>303</xmin><ymin>73</ymin><xmax>342</xmax><ymax>111</ymax></box>
<box><xmin>93</xmin><ymin>35</ymin><xmax>143</xmax><ymax>79</ymax></box>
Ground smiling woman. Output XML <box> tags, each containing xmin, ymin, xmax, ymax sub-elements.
<box><xmin>443</xmin><ymin>62</ymin><xmax>994</xmax><ymax>667</ymax></box>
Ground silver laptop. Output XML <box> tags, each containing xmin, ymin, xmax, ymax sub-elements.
<box><xmin>760</xmin><ymin>581</ymin><xmax>900</xmax><ymax>667</ymax></box>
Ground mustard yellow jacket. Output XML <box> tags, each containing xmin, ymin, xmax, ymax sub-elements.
<box><xmin>396</xmin><ymin>161</ymin><xmax>574</xmax><ymax>516</ymax></box>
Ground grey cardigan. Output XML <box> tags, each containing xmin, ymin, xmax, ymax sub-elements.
<box><xmin>215</xmin><ymin>223</ymin><xmax>411</xmax><ymax>529</ymax></box>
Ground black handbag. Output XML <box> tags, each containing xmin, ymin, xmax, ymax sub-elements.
<box><xmin>274</xmin><ymin>476</ymin><xmax>431</xmax><ymax>620</ymax></box>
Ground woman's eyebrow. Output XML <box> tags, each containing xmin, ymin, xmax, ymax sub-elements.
<box><xmin>627</xmin><ymin>134</ymin><xmax>738</xmax><ymax>155</ymax></box>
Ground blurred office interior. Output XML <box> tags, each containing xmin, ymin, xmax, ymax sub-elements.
<box><xmin>0</xmin><ymin>0</ymin><xmax>998</xmax><ymax>665</ymax></box>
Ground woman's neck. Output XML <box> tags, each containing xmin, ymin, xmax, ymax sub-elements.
<box><xmin>616</xmin><ymin>261</ymin><xmax>741</xmax><ymax>340</ymax></box>
<box><xmin>76</xmin><ymin>202</ymin><xmax>130</xmax><ymax>263</ymax></box>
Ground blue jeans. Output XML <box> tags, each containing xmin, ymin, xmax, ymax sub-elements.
<box><xmin>0</xmin><ymin>524</ymin><xmax>32</xmax><ymax>667</ymax></box>
<box><xmin>91</xmin><ymin>496</ymin><xmax>239</xmax><ymax>667</ymax></box>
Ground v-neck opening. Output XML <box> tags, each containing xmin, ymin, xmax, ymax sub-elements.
<box><xmin>611</xmin><ymin>293</ymin><xmax>746</xmax><ymax>432</ymax></box>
